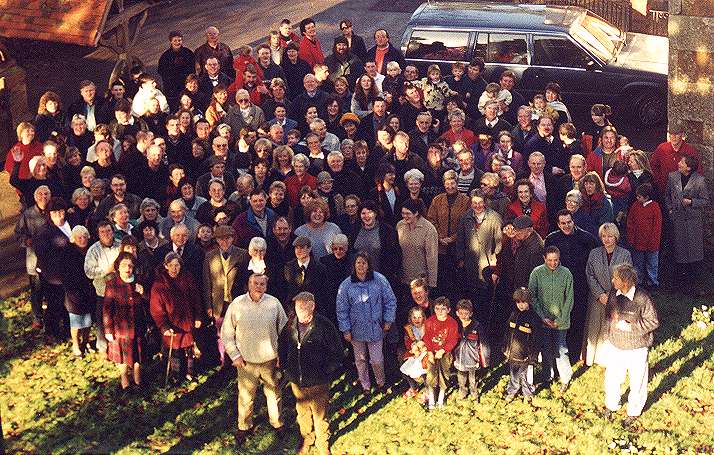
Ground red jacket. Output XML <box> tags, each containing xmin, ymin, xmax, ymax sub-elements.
<box><xmin>103</xmin><ymin>275</ymin><xmax>145</xmax><ymax>340</ymax></box>
<box><xmin>298</xmin><ymin>37</ymin><xmax>324</xmax><ymax>67</ymax></box>
<box><xmin>440</xmin><ymin>128</ymin><xmax>475</xmax><ymax>148</ymax></box>
<box><xmin>285</xmin><ymin>173</ymin><xmax>317</xmax><ymax>207</ymax></box>
<box><xmin>4</xmin><ymin>141</ymin><xmax>43</xmax><ymax>180</ymax></box>
<box><xmin>506</xmin><ymin>199</ymin><xmax>549</xmax><ymax>239</ymax></box>
<box><xmin>626</xmin><ymin>200</ymin><xmax>662</xmax><ymax>252</ymax></box>
<box><xmin>650</xmin><ymin>141</ymin><xmax>701</xmax><ymax>195</ymax></box>
<box><xmin>150</xmin><ymin>269</ymin><xmax>202</xmax><ymax>349</ymax></box>
<box><xmin>228</xmin><ymin>55</ymin><xmax>267</xmax><ymax>104</ymax></box>
<box><xmin>423</xmin><ymin>315</ymin><xmax>459</xmax><ymax>353</ymax></box>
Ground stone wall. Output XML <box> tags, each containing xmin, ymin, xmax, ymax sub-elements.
<box><xmin>668</xmin><ymin>0</ymin><xmax>714</xmax><ymax>248</ymax></box>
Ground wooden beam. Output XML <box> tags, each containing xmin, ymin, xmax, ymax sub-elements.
<box><xmin>102</xmin><ymin>2</ymin><xmax>152</xmax><ymax>35</ymax></box>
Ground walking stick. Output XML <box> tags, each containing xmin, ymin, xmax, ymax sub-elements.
<box><xmin>164</xmin><ymin>330</ymin><xmax>175</xmax><ymax>387</ymax></box>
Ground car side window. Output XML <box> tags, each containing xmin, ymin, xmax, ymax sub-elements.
<box><xmin>485</xmin><ymin>33</ymin><xmax>528</xmax><ymax>65</ymax></box>
<box><xmin>532</xmin><ymin>35</ymin><xmax>593</xmax><ymax>68</ymax></box>
<box><xmin>405</xmin><ymin>30</ymin><xmax>470</xmax><ymax>61</ymax></box>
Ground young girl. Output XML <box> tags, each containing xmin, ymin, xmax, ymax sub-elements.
<box><xmin>453</xmin><ymin>299</ymin><xmax>490</xmax><ymax>402</ymax></box>
<box><xmin>423</xmin><ymin>297</ymin><xmax>459</xmax><ymax>410</ymax></box>
<box><xmin>416</xmin><ymin>64</ymin><xmax>456</xmax><ymax>118</ymax></box>
<box><xmin>479</xmin><ymin>82</ymin><xmax>512</xmax><ymax>116</ymax></box>
<box><xmin>530</xmin><ymin>93</ymin><xmax>558</xmax><ymax>122</ymax></box>
<box><xmin>445</xmin><ymin>62</ymin><xmax>468</xmax><ymax>97</ymax></box>
<box><xmin>401</xmin><ymin>306</ymin><xmax>428</xmax><ymax>399</ymax></box>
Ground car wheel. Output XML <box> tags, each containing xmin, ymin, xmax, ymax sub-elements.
<box><xmin>632</xmin><ymin>92</ymin><xmax>667</xmax><ymax>127</ymax></box>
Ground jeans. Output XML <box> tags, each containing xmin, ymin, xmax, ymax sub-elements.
<box><xmin>351</xmin><ymin>339</ymin><xmax>385</xmax><ymax>390</ymax></box>
<box><xmin>631</xmin><ymin>250</ymin><xmax>659</xmax><ymax>287</ymax></box>
<box><xmin>541</xmin><ymin>328</ymin><xmax>572</xmax><ymax>385</ymax></box>
<box><xmin>506</xmin><ymin>363</ymin><xmax>534</xmax><ymax>397</ymax></box>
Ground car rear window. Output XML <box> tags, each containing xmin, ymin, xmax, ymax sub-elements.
<box><xmin>405</xmin><ymin>30</ymin><xmax>470</xmax><ymax>61</ymax></box>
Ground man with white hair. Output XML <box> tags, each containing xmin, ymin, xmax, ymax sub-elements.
<box><xmin>160</xmin><ymin>199</ymin><xmax>200</xmax><ymax>239</ymax></box>
<box><xmin>194</xmin><ymin>26</ymin><xmax>235</xmax><ymax>78</ymax></box>
<box><xmin>326</xmin><ymin>151</ymin><xmax>364</xmax><ymax>198</ymax></box>
<box><xmin>310</xmin><ymin>119</ymin><xmax>340</xmax><ymax>153</ymax></box>
<box><xmin>222</xmin><ymin>273</ymin><xmax>288</xmax><ymax>445</ymax></box>
<box><xmin>290</xmin><ymin>74</ymin><xmax>330</xmax><ymax>120</ymax></box>
<box><xmin>225</xmin><ymin>89</ymin><xmax>266</xmax><ymax>132</ymax></box>
<box><xmin>156</xmin><ymin>223</ymin><xmax>205</xmax><ymax>282</ymax></box>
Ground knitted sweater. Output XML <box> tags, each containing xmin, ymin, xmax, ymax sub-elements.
<box><xmin>606</xmin><ymin>287</ymin><xmax>659</xmax><ymax>350</ymax></box>
<box><xmin>528</xmin><ymin>264</ymin><xmax>574</xmax><ymax>330</ymax></box>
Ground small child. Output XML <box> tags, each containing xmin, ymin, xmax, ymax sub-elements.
<box><xmin>453</xmin><ymin>299</ymin><xmax>490</xmax><ymax>402</ymax></box>
<box><xmin>131</xmin><ymin>73</ymin><xmax>169</xmax><ymax>117</ymax></box>
<box><xmin>615</xmin><ymin>135</ymin><xmax>634</xmax><ymax>162</ymax></box>
<box><xmin>383</xmin><ymin>61</ymin><xmax>406</xmax><ymax>99</ymax></box>
<box><xmin>401</xmin><ymin>306</ymin><xmax>428</xmax><ymax>399</ymax></box>
<box><xmin>503</xmin><ymin>287</ymin><xmax>541</xmax><ymax>404</ymax></box>
<box><xmin>445</xmin><ymin>62</ymin><xmax>468</xmax><ymax>97</ymax></box>
<box><xmin>604</xmin><ymin>159</ymin><xmax>632</xmax><ymax>225</ymax></box>
<box><xmin>423</xmin><ymin>297</ymin><xmax>459</xmax><ymax>410</ymax></box>
<box><xmin>415</xmin><ymin>64</ymin><xmax>456</xmax><ymax>115</ymax></box>
<box><xmin>626</xmin><ymin>183</ymin><xmax>662</xmax><ymax>289</ymax></box>
<box><xmin>478</xmin><ymin>82</ymin><xmax>512</xmax><ymax>115</ymax></box>
<box><xmin>530</xmin><ymin>93</ymin><xmax>558</xmax><ymax>122</ymax></box>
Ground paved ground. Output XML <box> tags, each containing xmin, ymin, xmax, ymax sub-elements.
<box><xmin>0</xmin><ymin>0</ymin><xmax>667</xmax><ymax>298</ymax></box>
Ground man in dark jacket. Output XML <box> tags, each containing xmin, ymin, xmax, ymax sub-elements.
<box><xmin>157</xmin><ymin>31</ymin><xmax>195</xmax><ymax>108</ymax></box>
<box><xmin>603</xmin><ymin>263</ymin><xmax>659</xmax><ymax>427</ymax></box>
<box><xmin>338</xmin><ymin>19</ymin><xmax>367</xmax><ymax>61</ymax></box>
<box><xmin>544</xmin><ymin>209</ymin><xmax>598</xmax><ymax>359</ymax></box>
<box><xmin>67</xmin><ymin>80</ymin><xmax>109</xmax><ymax>132</ymax></box>
<box><xmin>325</xmin><ymin>36</ymin><xmax>364</xmax><ymax>89</ymax></box>
<box><xmin>366</xmin><ymin>29</ymin><xmax>405</xmax><ymax>75</ymax></box>
<box><xmin>281</xmin><ymin>236</ymin><xmax>328</xmax><ymax>314</ymax></box>
<box><xmin>278</xmin><ymin>291</ymin><xmax>343</xmax><ymax>455</ymax></box>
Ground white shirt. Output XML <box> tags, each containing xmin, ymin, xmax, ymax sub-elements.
<box><xmin>616</xmin><ymin>286</ymin><xmax>636</xmax><ymax>301</ymax></box>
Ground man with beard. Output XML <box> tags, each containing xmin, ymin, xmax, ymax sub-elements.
<box><xmin>325</xmin><ymin>36</ymin><xmax>363</xmax><ymax>89</ymax></box>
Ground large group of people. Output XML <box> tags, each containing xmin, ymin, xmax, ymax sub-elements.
<box><xmin>8</xmin><ymin>17</ymin><xmax>708</xmax><ymax>453</ymax></box>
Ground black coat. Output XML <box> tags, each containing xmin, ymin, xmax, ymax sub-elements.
<box><xmin>278</xmin><ymin>313</ymin><xmax>344</xmax><ymax>387</ymax></box>
<box><xmin>158</xmin><ymin>46</ymin><xmax>196</xmax><ymax>99</ymax></box>
<box><xmin>281</xmin><ymin>57</ymin><xmax>312</xmax><ymax>100</ymax></box>
<box><xmin>34</xmin><ymin>224</ymin><xmax>71</xmax><ymax>285</ymax></box>
<box><xmin>61</xmin><ymin>245</ymin><xmax>96</xmax><ymax>314</ymax></box>
<box><xmin>282</xmin><ymin>257</ymin><xmax>328</xmax><ymax>313</ymax></box>
<box><xmin>503</xmin><ymin>308</ymin><xmax>541</xmax><ymax>365</ymax></box>
<box><xmin>320</xmin><ymin>254</ymin><xmax>353</xmax><ymax>324</ymax></box>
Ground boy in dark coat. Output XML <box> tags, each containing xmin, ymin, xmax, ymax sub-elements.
<box><xmin>503</xmin><ymin>287</ymin><xmax>541</xmax><ymax>404</ymax></box>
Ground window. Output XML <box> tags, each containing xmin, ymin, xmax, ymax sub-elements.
<box><xmin>486</xmin><ymin>33</ymin><xmax>528</xmax><ymax>65</ymax></box>
<box><xmin>406</xmin><ymin>30</ymin><xmax>470</xmax><ymax>62</ymax></box>
<box><xmin>532</xmin><ymin>35</ymin><xmax>593</xmax><ymax>68</ymax></box>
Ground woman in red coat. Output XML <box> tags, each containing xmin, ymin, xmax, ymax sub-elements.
<box><xmin>150</xmin><ymin>251</ymin><xmax>203</xmax><ymax>383</ymax></box>
<box><xmin>506</xmin><ymin>179</ymin><xmax>549</xmax><ymax>239</ymax></box>
<box><xmin>104</xmin><ymin>252</ymin><xmax>146</xmax><ymax>390</ymax></box>
<box><xmin>4</xmin><ymin>122</ymin><xmax>43</xmax><ymax>182</ymax></box>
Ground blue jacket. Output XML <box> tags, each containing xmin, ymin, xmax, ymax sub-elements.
<box><xmin>336</xmin><ymin>271</ymin><xmax>397</xmax><ymax>342</ymax></box>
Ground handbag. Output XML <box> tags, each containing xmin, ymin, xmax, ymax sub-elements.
<box><xmin>400</xmin><ymin>352</ymin><xmax>428</xmax><ymax>379</ymax></box>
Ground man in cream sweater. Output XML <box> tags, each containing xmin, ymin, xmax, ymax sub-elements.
<box><xmin>221</xmin><ymin>273</ymin><xmax>288</xmax><ymax>444</ymax></box>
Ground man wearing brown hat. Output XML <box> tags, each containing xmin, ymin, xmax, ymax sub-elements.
<box><xmin>195</xmin><ymin>154</ymin><xmax>236</xmax><ymax>199</ymax></box>
<box><xmin>203</xmin><ymin>225</ymin><xmax>249</xmax><ymax>367</ymax></box>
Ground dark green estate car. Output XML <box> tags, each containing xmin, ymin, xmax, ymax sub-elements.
<box><xmin>400</xmin><ymin>2</ymin><xmax>669</xmax><ymax>126</ymax></box>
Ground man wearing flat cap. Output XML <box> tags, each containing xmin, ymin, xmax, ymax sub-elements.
<box><xmin>203</xmin><ymin>225</ymin><xmax>249</xmax><ymax>366</ymax></box>
<box><xmin>281</xmin><ymin>236</ymin><xmax>328</xmax><ymax>315</ymax></box>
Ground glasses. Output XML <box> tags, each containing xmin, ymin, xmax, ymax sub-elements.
<box><xmin>216</xmin><ymin>143</ymin><xmax>228</xmax><ymax>148</ymax></box>
<box><xmin>237</xmin><ymin>99</ymin><xmax>250</xmax><ymax>103</ymax></box>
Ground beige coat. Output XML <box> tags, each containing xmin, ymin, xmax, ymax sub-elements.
<box><xmin>396</xmin><ymin>216</ymin><xmax>439</xmax><ymax>288</ymax></box>
<box><xmin>202</xmin><ymin>246</ymin><xmax>249</xmax><ymax>317</ymax></box>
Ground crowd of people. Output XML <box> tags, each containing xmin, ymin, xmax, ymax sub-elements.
<box><xmin>7</xmin><ymin>17</ymin><xmax>709</xmax><ymax>452</ymax></box>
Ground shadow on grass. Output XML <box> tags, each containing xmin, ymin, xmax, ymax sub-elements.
<box><xmin>644</xmin><ymin>330</ymin><xmax>714</xmax><ymax>413</ymax></box>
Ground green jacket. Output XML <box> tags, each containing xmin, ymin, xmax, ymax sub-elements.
<box><xmin>528</xmin><ymin>264</ymin><xmax>574</xmax><ymax>330</ymax></box>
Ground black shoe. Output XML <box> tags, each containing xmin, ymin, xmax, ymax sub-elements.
<box><xmin>235</xmin><ymin>428</ymin><xmax>254</xmax><ymax>445</ymax></box>
<box><xmin>622</xmin><ymin>416</ymin><xmax>638</xmax><ymax>428</ymax></box>
<box><xmin>273</xmin><ymin>425</ymin><xmax>289</xmax><ymax>440</ymax></box>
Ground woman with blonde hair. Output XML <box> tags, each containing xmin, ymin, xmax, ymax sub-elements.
<box><xmin>4</xmin><ymin>122</ymin><xmax>43</xmax><ymax>181</ymax></box>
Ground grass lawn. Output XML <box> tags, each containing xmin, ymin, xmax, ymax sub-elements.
<box><xmin>1</xmin><ymin>289</ymin><xmax>713</xmax><ymax>454</ymax></box>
